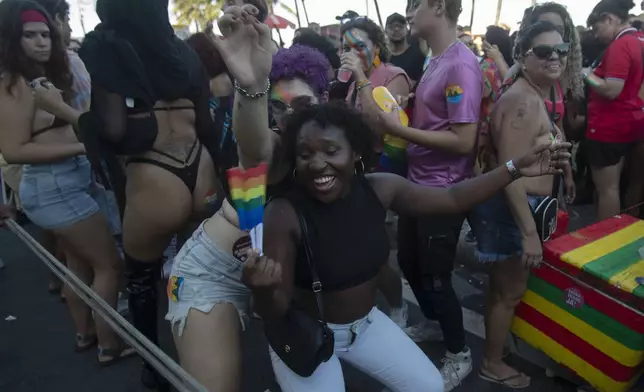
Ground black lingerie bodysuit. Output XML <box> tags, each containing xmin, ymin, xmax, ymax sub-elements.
<box><xmin>124</xmin><ymin>105</ymin><xmax>202</xmax><ymax>193</ymax></box>
<box><xmin>281</xmin><ymin>175</ymin><xmax>390</xmax><ymax>291</ymax></box>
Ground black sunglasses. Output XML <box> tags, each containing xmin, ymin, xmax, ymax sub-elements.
<box><xmin>526</xmin><ymin>43</ymin><xmax>571</xmax><ymax>60</ymax></box>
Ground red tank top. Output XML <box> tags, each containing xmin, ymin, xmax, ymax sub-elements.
<box><xmin>544</xmin><ymin>81</ymin><xmax>565</xmax><ymax>122</ymax></box>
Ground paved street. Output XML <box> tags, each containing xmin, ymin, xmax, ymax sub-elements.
<box><xmin>0</xmin><ymin>205</ymin><xmax>596</xmax><ymax>392</ymax></box>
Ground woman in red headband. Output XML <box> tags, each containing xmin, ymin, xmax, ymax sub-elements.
<box><xmin>0</xmin><ymin>0</ymin><xmax>132</xmax><ymax>365</ymax></box>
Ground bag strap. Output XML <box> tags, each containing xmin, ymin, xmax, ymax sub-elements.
<box><xmin>295</xmin><ymin>210</ymin><xmax>327</xmax><ymax>324</ymax></box>
<box><xmin>547</xmin><ymin>87</ymin><xmax>561</xmax><ymax>198</ymax></box>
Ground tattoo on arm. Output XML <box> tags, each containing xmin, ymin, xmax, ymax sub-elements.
<box><xmin>508</xmin><ymin>99</ymin><xmax>528</xmax><ymax>130</ymax></box>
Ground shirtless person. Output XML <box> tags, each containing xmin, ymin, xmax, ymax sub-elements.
<box><xmin>469</xmin><ymin>21</ymin><xmax>570</xmax><ymax>388</ymax></box>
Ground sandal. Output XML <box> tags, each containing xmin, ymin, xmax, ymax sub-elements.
<box><xmin>98</xmin><ymin>344</ymin><xmax>137</xmax><ymax>367</ymax></box>
<box><xmin>75</xmin><ymin>333</ymin><xmax>98</xmax><ymax>352</ymax></box>
<box><xmin>479</xmin><ymin>368</ymin><xmax>531</xmax><ymax>389</ymax></box>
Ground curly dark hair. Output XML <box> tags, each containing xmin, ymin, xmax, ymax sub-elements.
<box><xmin>186</xmin><ymin>32</ymin><xmax>227</xmax><ymax>78</ymax></box>
<box><xmin>340</xmin><ymin>17</ymin><xmax>390</xmax><ymax>63</ymax></box>
<box><xmin>270</xmin><ymin>45</ymin><xmax>331</xmax><ymax>97</ymax></box>
<box><xmin>283</xmin><ymin>102</ymin><xmax>378</xmax><ymax>173</ymax></box>
<box><xmin>0</xmin><ymin>0</ymin><xmax>72</xmax><ymax>95</ymax></box>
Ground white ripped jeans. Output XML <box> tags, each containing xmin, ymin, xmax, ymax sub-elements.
<box><xmin>269</xmin><ymin>307</ymin><xmax>444</xmax><ymax>392</ymax></box>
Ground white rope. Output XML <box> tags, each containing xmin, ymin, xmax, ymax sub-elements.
<box><xmin>4</xmin><ymin>219</ymin><xmax>208</xmax><ymax>392</ymax></box>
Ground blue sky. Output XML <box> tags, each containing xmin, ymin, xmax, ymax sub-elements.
<box><xmin>69</xmin><ymin>0</ymin><xmax>639</xmax><ymax>42</ymax></box>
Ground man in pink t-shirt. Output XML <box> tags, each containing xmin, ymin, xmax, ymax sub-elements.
<box><xmin>379</xmin><ymin>1</ymin><xmax>482</xmax><ymax>390</ymax></box>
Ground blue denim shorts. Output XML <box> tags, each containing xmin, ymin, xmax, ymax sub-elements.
<box><xmin>19</xmin><ymin>156</ymin><xmax>100</xmax><ymax>230</ymax></box>
<box><xmin>166</xmin><ymin>221</ymin><xmax>251</xmax><ymax>337</ymax></box>
<box><xmin>469</xmin><ymin>192</ymin><xmax>544</xmax><ymax>263</ymax></box>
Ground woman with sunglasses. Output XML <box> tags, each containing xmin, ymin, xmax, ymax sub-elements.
<box><xmin>0</xmin><ymin>0</ymin><xmax>131</xmax><ymax>364</ymax></box>
<box><xmin>467</xmin><ymin>21</ymin><xmax>570</xmax><ymax>389</ymax></box>
<box><xmin>505</xmin><ymin>3</ymin><xmax>585</xmax><ymax>206</ymax></box>
<box><xmin>166</xmin><ymin>17</ymin><xmax>333</xmax><ymax>389</ymax></box>
<box><xmin>585</xmin><ymin>0</ymin><xmax>644</xmax><ymax>220</ymax></box>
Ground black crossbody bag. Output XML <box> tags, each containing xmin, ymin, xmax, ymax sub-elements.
<box><xmin>531</xmin><ymin>88</ymin><xmax>561</xmax><ymax>242</ymax></box>
<box><xmin>263</xmin><ymin>210</ymin><xmax>334</xmax><ymax>377</ymax></box>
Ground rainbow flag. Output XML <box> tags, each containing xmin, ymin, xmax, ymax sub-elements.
<box><xmin>226</xmin><ymin>163</ymin><xmax>268</xmax><ymax>252</ymax></box>
<box><xmin>512</xmin><ymin>215</ymin><xmax>644</xmax><ymax>392</ymax></box>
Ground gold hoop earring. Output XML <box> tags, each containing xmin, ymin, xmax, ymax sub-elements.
<box><xmin>292</xmin><ymin>168</ymin><xmax>297</xmax><ymax>178</ymax></box>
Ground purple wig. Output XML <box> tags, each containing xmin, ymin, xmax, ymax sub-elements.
<box><xmin>270</xmin><ymin>44</ymin><xmax>331</xmax><ymax>96</ymax></box>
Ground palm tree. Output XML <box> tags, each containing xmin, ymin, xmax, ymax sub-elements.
<box><xmin>173</xmin><ymin>0</ymin><xmax>223</xmax><ymax>32</ymax></box>
<box><xmin>495</xmin><ymin>0</ymin><xmax>503</xmax><ymax>25</ymax></box>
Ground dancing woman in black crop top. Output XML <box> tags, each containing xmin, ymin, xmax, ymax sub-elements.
<box><xmin>237</xmin><ymin>103</ymin><xmax>571</xmax><ymax>391</ymax></box>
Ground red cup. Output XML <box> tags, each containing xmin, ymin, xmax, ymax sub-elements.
<box><xmin>337</xmin><ymin>68</ymin><xmax>352</xmax><ymax>83</ymax></box>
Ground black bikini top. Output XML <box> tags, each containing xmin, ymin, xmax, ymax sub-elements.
<box><xmin>283</xmin><ymin>175</ymin><xmax>390</xmax><ymax>292</ymax></box>
<box><xmin>33</xmin><ymin>117</ymin><xmax>69</xmax><ymax>137</ymax></box>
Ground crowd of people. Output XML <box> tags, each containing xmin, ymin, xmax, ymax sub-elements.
<box><xmin>0</xmin><ymin>0</ymin><xmax>642</xmax><ymax>391</ymax></box>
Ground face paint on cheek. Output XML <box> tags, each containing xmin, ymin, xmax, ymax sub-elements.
<box><xmin>270</xmin><ymin>85</ymin><xmax>293</xmax><ymax>103</ymax></box>
<box><xmin>343</xmin><ymin>30</ymin><xmax>372</xmax><ymax>71</ymax></box>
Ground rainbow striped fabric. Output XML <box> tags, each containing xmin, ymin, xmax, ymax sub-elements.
<box><xmin>226</xmin><ymin>163</ymin><xmax>268</xmax><ymax>251</ymax></box>
<box><xmin>380</xmin><ymin>134</ymin><xmax>407</xmax><ymax>176</ymax></box>
<box><xmin>512</xmin><ymin>215</ymin><xmax>644</xmax><ymax>392</ymax></box>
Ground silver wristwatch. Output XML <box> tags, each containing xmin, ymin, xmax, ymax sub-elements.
<box><xmin>505</xmin><ymin>160</ymin><xmax>521</xmax><ymax>181</ymax></box>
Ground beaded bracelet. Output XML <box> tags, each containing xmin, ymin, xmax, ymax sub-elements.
<box><xmin>234</xmin><ymin>80</ymin><xmax>271</xmax><ymax>99</ymax></box>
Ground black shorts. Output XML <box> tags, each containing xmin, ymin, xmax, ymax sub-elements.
<box><xmin>586</xmin><ymin>139</ymin><xmax>634</xmax><ymax>168</ymax></box>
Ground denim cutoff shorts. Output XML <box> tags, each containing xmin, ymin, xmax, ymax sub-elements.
<box><xmin>166</xmin><ymin>221</ymin><xmax>251</xmax><ymax>337</ymax></box>
<box><xmin>19</xmin><ymin>156</ymin><xmax>100</xmax><ymax>230</ymax></box>
<box><xmin>469</xmin><ymin>192</ymin><xmax>545</xmax><ymax>263</ymax></box>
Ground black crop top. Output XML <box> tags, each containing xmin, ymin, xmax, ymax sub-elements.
<box><xmin>283</xmin><ymin>175</ymin><xmax>390</xmax><ymax>292</ymax></box>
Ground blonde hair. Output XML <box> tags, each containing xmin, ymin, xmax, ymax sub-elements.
<box><xmin>512</xmin><ymin>2</ymin><xmax>584</xmax><ymax>101</ymax></box>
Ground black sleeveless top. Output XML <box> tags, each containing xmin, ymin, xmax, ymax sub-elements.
<box><xmin>282</xmin><ymin>175</ymin><xmax>390</xmax><ymax>292</ymax></box>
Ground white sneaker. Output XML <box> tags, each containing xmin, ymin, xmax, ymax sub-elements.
<box><xmin>441</xmin><ymin>347</ymin><xmax>473</xmax><ymax>391</ymax></box>
<box><xmin>404</xmin><ymin>319</ymin><xmax>444</xmax><ymax>343</ymax></box>
<box><xmin>389</xmin><ymin>301</ymin><xmax>409</xmax><ymax>329</ymax></box>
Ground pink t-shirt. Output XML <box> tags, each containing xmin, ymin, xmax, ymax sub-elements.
<box><xmin>346</xmin><ymin>63</ymin><xmax>411</xmax><ymax>109</ymax></box>
<box><xmin>407</xmin><ymin>41</ymin><xmax>483</xmax><ymax>187</ymax></box>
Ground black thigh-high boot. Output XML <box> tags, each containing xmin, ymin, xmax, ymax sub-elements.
<box><xmin>125</xmin><ymin>254</ymin><xmax>169</xmax><ymax>392</ymax></box>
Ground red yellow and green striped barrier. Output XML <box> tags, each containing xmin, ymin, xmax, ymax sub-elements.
<box><xmin>512</xmin><ymin>215</ymin><xmax>644</xmax><ymax>392</ymax></box>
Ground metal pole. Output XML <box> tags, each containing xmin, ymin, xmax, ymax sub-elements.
<box><xmin>301</xmin><ymin>0</ymin><xmax>310</xmax><ymax>25</ymax></box>
<box><xmin>294</xmin><ymin>0</ymin><xmax>302</xmax><ymax>28</ymax></box>
<box><xmin>372</xmin><ymin>0</ymin><xmax>384</xmax><ymax>28</ymax></box>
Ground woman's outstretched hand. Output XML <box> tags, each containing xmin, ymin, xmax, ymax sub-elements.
<box><xmin>212</xmin><ymin>4</ymin><xmax>273</xmax><ymax>91</ymax></box>
<box><xmin>514</xmin><ymin>141</ymin><xmax>572</xmax><ymax>178</ymax></box>
<box><xmin>241</xmin><ymin>249</ymin><xmax>282</xmax><ymax>291</ymax></box>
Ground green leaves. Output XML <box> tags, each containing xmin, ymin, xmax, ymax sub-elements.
<box><xmin>172</xmin><ymin>0</ymin><xmax>224</xmax><ymax>32</ymax></box>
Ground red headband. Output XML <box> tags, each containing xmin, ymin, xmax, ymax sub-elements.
<box><xmin>21</xmin><ymin>10</ymin><xmax>48</xmax><ymax>24</ymax></box>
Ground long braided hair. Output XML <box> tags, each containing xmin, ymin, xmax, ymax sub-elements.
<box><xmin>512</xmin><ymin>2</ymin><xmax>584</xmax><ymax>101</ymax></box>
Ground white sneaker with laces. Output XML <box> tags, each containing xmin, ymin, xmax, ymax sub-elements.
<box><xmin>441</xmin><ymin>347</ymin><xmax>472</xmax><ymax>391</ymax></box>
<box><xmin>389</xmin><ymin>301</ymin><xmax>409</xmax><ymax>329</ymax></box>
